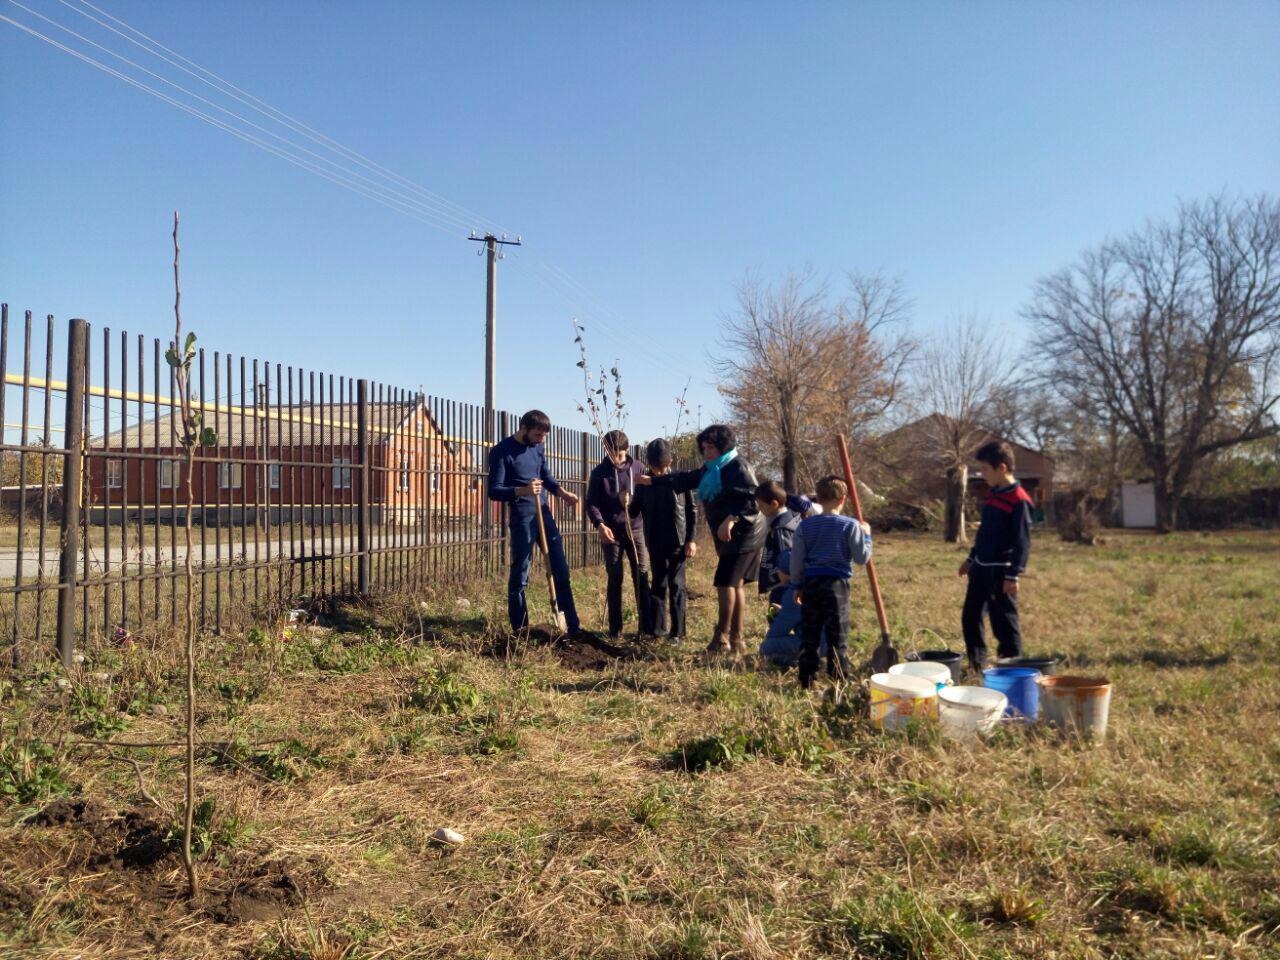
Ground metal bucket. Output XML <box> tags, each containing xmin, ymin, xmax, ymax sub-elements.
<box><xmin>1038</xmin><ymin>675</ymin><xmax>1112</xmax><ymax>740</ymax></box>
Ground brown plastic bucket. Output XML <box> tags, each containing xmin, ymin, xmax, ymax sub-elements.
<box><xmin>1037</xmin><ymin>675</ymin><xmax>1112</xmax><ymax>740</ymax></box>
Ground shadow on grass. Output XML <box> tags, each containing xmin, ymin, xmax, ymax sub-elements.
<box><xmin>1073</xmin><ymin>649</ymin><xmax>1234</xmax><ymax>669</ymax></box>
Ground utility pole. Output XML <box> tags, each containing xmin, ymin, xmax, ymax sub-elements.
<box><xmin>468</xmin><ymin>232</ymin><xmax>522</xmax><ymax>444</ymax></box>
<box><xmin>469</xmin><ymin>232</ymin><xmax>521</xmax><ymax>560</ymax></box>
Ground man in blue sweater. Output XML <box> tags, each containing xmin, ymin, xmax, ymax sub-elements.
<box><xmin>487</xmin><ymin>410</ymin><xmax>581</xmax><ymax>636</ymax></box>
<box><xmin>790</xmin><ymin>475</ymin><xmax>873</xmax><ymax>688</ymax></box>
<box><xmin>959</xmin><ymin>441</ymin><xmax>1033</xmax><ymax>672</ymax></box>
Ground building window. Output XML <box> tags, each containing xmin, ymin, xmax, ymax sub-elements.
<box><xmin>219</xmin><ymin>462</ymin><xmax>242</xmax><ymax>489</ymax></box>
<box><xmin>159</xmin><ymin>459</ymin><xmax>181</xmax><ymax>490</ymax></box>
<box><xmin>430</xmin><ymin>464</ymin><xmax>441</xmax><ymax>493</ymax></box>
<box><xmin>268</xmin><ymin>463</ymin><xmax>281</xmax><ymax>490</ymax></box>
<box><xmin>332</xmin><ymin>457</ymin><xmax>352</xmax><ymax>490</ymax></box>
<box><xmin>107</xmin><ymin>460</ymin><xmax>123</xmax><ymax>489</ymax></box>
<box><xmin>399</xmin><ymin>454</ymin><xmax>411</xmax><ymax>491</ymax></box>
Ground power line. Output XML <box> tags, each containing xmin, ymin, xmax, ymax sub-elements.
<box><xmin>55</xmin><ymin>0</ymin><xmax>512</xmax><ymax>238</ymax></box>
<box><xmin>0</xmin><ymin>13</ymin><xmax>477</xmax><ymax>237</ymax></box>
<box><xmin>4</xmin><ymin>1</ymin><xmax>704</xmax><ymax>394</ymax></box>
<box><xmin>8</xmin><ymin>1</ymin><xmax>481</xmax><ymax>235</ymax></box>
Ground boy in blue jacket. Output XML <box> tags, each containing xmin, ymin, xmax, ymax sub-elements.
<box><xmin>790</xmin><ymin>476</ymin><xmax>873</xmax><ymax>688</ymax></box>
<box><xmin>959</xmin><ymin>441</ymin><xmax>1033</xmax><ymax>673</ymax></box>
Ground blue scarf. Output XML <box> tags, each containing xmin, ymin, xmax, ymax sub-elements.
<box><xmin>697</xmin><ymin>447</ymin><xmax>738</xmax><ymax>503</ymax></box>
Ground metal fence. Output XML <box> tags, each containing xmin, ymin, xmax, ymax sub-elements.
<box><xmin>1</xmin><ymin>304</ymin><xmax>648</xmax><ymax>666</ymax></box>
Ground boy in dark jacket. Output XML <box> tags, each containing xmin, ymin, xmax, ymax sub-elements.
<box><xmin>756</xmin><ymin>481</ymin><xmax>827</xmax><ymax>667</ymax></box>
<box><xmin>586</xmin><ymin>430</ymin><xmax>652</xmax><ymax>638</ymax></box>
<box><xmin>959</xmin><ymin>441</ymin><xmax>1033</xmax><ymax>672</ymax></box>
<box><xmin>631</xmin><ymin>438</ymin><xmax>697</xmax><ymax>641</ymax></box>
<box><xmin>790</xmin><ymin>475</ymin><xmax>873</xmax><ymax>688</ymax></box>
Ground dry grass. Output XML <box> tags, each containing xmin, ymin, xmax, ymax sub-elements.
<box><xmin>2</xmin><ymin>529</ymin><xmax>1279</xmax><ymax>959</ymax></box>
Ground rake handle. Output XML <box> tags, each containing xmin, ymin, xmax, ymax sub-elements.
<box><xmin>837</xmin><ymin>434</ymin><xmax>891</xmax><ymax>642</ymax></box>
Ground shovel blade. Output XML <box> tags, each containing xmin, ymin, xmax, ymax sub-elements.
<box><xmin>870</xmin><ymin>640</ymin><xmax>898</xmax><ymax>674</ymax></box>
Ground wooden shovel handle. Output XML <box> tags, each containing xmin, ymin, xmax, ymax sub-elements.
<box><xmin>837</xmin><ymin>434</ymin><xmax>891</xmax><ymax>641</ymax></box>
<box><xmin>533</xmin><ymin>499</ymin><xmax>557</xmax><ymax>604</ymax></box>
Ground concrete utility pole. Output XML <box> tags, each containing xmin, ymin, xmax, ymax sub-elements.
<box><xmin>468</xmin><ymin>232</ymin><xmax>522</xmax><ymax>444</ymax></box>
<box><xmin>469</xmin><ymin>231</ymin><xmax>521</xmax><ymax>563</ymax></box>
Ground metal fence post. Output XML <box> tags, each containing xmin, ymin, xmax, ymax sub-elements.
<box><xmin>56</xmin><ymin>318</ymin><xmax>88</xmax><ymax>667</ymax></box>
<box><xmin>356</xmin><ymin>378</ymin><xmax>370</xmax><ymax>596</ymax></box>
<box><xmin>580</xmin><ymin>430</ymin><xmax>590</xmax><ymax>569</ymax></box>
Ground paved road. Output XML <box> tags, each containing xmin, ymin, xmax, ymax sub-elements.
<box><xmin>0</xmin><ymin>527</ymin><xmax>523</xmax><ymax>579</ymax></box>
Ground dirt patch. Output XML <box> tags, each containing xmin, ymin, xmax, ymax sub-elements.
<box><xmin>20</xmin><ymin>798</ymin><xmax>317</xmax><ymax>931</ymax></box>
<box><xmin>92</xmin><ymin>811</ymin><xmax>174</xmax><ymax>871</ymax></box>
<box><xmin>26</xmin><ymin>797</ymin><xmax>106</xmax><ymax>827</ymax></box>
<box><xmin>26</xmin><ymin>798</ymin><xmax>172</xmax><ymax>870</ymax></box>
<box><xmin>204</xmin><ymin>861</ymin><xmax>304</xmax><ymax>925</ymax></box>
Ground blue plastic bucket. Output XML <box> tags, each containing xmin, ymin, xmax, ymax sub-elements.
<box><xmin>983</xmin><ymin>667</ymin><xmax>1042</xmax><ymax>720</ymax></box>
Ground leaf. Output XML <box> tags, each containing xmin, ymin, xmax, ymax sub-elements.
<box><xmin>164</xmin><ymin>347</ymin><xmax>180</xmax><ymax>368</ymax></box>
<box><xmin>184</xmin><ymin>332</ymin><xmax>197</xmax><ymax>354</ymax></box>
<box><xmin>199</xmin><ymin>427</ymin><xmax>217</xmax><ymax>448</ymax></box>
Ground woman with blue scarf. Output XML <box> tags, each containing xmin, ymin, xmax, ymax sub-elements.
<box><xmin>638</xmin><ymin>424</ymin><xmax>765</xmax><ymax>654</ymax></box>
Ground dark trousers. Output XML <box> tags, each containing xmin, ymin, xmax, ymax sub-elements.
<box><xmin>508</xmin><ymin>506</ymin><xmax>579</xmax><ymax>634</ymax></box>
<box><xmin>648</xmin><ymin>546</ymin><xmax>688</xmax><ymax>639</ymax></box>
<box><xmin>961</xmin><ymin>565</ymin><xmax>1022</xmax><ymax>667</ymax></box>
<box><xmin>798</xmin><ymin>576</ymin><xmax>851</xmax><ymax>681</ymax></box>
<box><xmin>602</xmin><ymin>522</ymin><xmax>651</xmax><ymax>636</ymax></box>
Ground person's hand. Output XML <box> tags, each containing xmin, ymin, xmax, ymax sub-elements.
<box><xmin>635</xmin><ymin>474</ymin><xmax>653</xmax><ymax>486</ymax></box>
<box><xmin>860</xmin><ymin>521</ymin><xmax>872</xmax><ymax>536</ymax></box>
<box><xmin>717</xmin><ymin>518</ymin><xmax>734</xmax><ymax>543</ymax></box>
<box><xmin>558</xmin><ymin>489</ymin><xmax>579</xmax><ymax>507</ymax></box>
<box><xmin>684</xmin><ymin>540</ymin><xmax>698</xmax><ymax>559</ymax></box>
<box><xmin>1003</xmin><ymin>578</ymin><xmax>1019</xmax><ymax>598</ymax></box>
<box><xmin>598</xmin><ymin>525</ymin><xmax>616</xmax><ymax>545</ymax></box>
<box><xmin>958</xmin><ymin>559</ymin><xmax>971</xmax><ymax>577</ymax></box>
<box><xmin>795</xmin><ymin>589</ymin><xmax>803</xmax><ymax>606</ymax></box>
<box><xmin>516</xmin><ymin>479</ymin><xmax>542</xmax><ymax>499</ymax></box>
<box><xmin>776</xmin><ymin>571</ymin><xmax>790</xmax><ymax>584</ymax></box>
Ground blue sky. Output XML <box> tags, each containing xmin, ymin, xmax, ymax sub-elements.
<box><xmin>2</xmin><ymin>0</ymin><xmax>1277</xmax><ymax>443</ymax></box>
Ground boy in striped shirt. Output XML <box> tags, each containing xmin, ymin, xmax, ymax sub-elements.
<box><xmin>790</xmin><ymin>475</ymin><xmax>873</xmax><ymax>688</ymax></box>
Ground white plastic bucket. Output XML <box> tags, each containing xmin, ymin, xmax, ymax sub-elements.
<box><xmin>869</xmin><ymin>673</ymin><xmax>937</xmax><ymax>731</ymax></box>
<box><xmin>937</xmin><ymin>685</ymin><xmax>1007</xmax><ymax>741</ymax></box>
<box><xmin>888</xmin><ymin>661</ymin><xmax>953</xmax><ymax>692</ymax></box>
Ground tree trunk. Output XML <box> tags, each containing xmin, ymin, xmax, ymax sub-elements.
<box><xmin>782</xmin><ymin>447</ymin><xmax>798</xmax><ymax>494</ymax></box>
<box><xmin>1153</xmin><ymin>480</ymin><xmax>1180</xmax><ymax>533</ymax></box>
<box><xmin>944</xmin><ymin>464</ymin><xmax>968</xmax><ymax>543</ymax></box>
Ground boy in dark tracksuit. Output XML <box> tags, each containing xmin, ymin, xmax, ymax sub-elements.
<box><xmin>790</xmin><ymin>475</ymin><xmax>873</xmax><ymax>688</ymax></box>
<box><xmin>960</xmin><ymin>441</ymin><xmax>1033</xmax><ymax>672</ymax></box>
<box><xmin>631</xmin><ymin>438</ymin><xmax>697</xmax><ymax>640</ymax></box>
<box><xmin>586</xmin><ymin>430</ymin><xmax>652</xmax><ymax>638</ymax></box>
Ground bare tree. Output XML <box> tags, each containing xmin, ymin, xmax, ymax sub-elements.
<box><xmin>1026</xmin><ymin>194</ymin><xmax>1280</xmax><ymax>531</ymax></box>
<box><xmin>913</xmin><ymin>315</ymin><xmax>1013</xmax><ymax>543</ymax></box>
<box><xmin>716</xmin><ymin>269</ymin><xmax>911</xmax><ymax>492</ymax></box>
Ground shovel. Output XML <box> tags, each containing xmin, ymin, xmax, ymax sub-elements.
<box><xmin>533</xmin><ymin>495</ymin><xmax>570</xmax><ymax>635</ymax></box>
<box><xmin>837</xmin><ymin>434</ymin><xmax>897</xmax><ymax>674</ymax></box>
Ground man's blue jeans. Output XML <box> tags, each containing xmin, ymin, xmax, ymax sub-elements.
<box><xmin>508</xmin><ymin>505</ymin><xmax>579</xmax><ymax>634</ymax></box>
<box><xmin>758</xmin><ymin>584</ymin><xmax>827</xmax><ymax>666</ymax></box>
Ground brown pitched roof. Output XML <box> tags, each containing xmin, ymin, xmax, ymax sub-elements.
<box><xmin>92</xmin><ymin>399</ymin><xmax>427</xmax><ymax>449</ymax></box>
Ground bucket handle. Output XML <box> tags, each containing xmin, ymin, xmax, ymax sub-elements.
<box><xmin>908</xmin><ymin>627</ymin><xmax>953</xmax><ymax>657</ymax></box>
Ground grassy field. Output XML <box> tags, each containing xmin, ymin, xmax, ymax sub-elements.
<box><xmin>1</xmin><ymin>529</ymin><xmax>1278</xmax><ymax>959</ymax></box>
